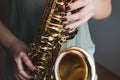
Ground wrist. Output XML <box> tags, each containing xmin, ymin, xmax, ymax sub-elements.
<box><xmin>8</xmin><ymin>37</ymin><xmax>28</xmax><ymax>55</ymax></box>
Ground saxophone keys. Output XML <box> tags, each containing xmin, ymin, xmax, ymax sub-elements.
<box><xmin>58</xmin><ymin>36</ymin><xmax>67</xmax><ymax>44</ymax></box>
<box><xmin>47</xmin><ymin>24</ymin><xmax>63</xmax><ymax>33</ymax></box>
<box><xmin>48</xmin><ymin>36</ymin><xmax>54</xmax><ymax>41</ymax></box>
<box><xmin>41</xmin><ymin>46</ymin><xmax>53</xmax><ymax>50</ymax></box>
<box><xmin>56</xmin><ymin>1</ymin><xmax>64</xmax><ymax>6</ymax></box>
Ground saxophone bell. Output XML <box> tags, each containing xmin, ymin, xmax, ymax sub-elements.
<box><xmin>55</xmin><ymin>47</ymin><xmax>95</xmax><ymax>80</ymax></box>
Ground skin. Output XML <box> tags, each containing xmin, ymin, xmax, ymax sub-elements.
<box><xmin>63</xmin><ymin>0</ymin><xmax>112</xmax><ymax>30</ymax></box>
<box><xmin>0</xmin><ymin>22</ymin><xmax>36</xmax><ymax>79</ymax></box>
<box><xmin>0</xmin><ymin>0</ymin><xmax>112</xmax><ymax>79</ymax></box>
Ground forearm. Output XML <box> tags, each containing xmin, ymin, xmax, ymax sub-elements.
<box><xmin>92</xmin><ymin>0</ymin><xmax>112</xmax><ymax>20</ymax></box>
<box><xmin>0</xmin><ymin>21</ymin><xmax>35</xmax><ymax>79</ymax></box>
<box><xmin>0</xmin><ymin>21</ymin><xmax>18</xmax><ymax>49</ymax></box>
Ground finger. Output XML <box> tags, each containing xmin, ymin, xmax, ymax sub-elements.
<box><xmin>18</xmin><ymin>74</ymin><xmax>26</xmax><ymax>80</ymax></box>
<box><xmin>14</xmin><ymin>74</ymin><xmax>20</xmax><ymax>80</ymax></box>
<box><xmin>17</xmin><ymin>57</ymin><xmax>33</xmax><ymax>79</ymax></box>
<box><xmin>66</xmin><ymin>0</ymin><xmax>89</xmax><ymax>11</ymax></box>
<box><xmin>63</xmin><ymin>5</ymin><xmax>92</xmax><ymax>22</ymax></box>
<box><xmin>65</xmin><ymin>12</ymin><xmax>94</xmax><ymax>30</ymax></box>
<box><xmin>15</xmin><ymin>73</ymin><xmax>26</xmax><ymax>80</ymax></box>
<box><xmin>20</xmin><ymin>52</ymin><xmax>36</xmax><ymax>71</ymax></box>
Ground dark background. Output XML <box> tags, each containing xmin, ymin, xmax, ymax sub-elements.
<box><xmin>0</xmin><ymin>0</ymin><xmax>9</xmax><ymax>80</ymax></box>
<box><xmin>0</xmin><ymin>0</ymin><xmax>120</xmax><ymax>79</ymax></box>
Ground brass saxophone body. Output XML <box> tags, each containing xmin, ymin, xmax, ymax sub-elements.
<box><xmin>27</xmin><ymin>0</ymin><xmax>95</xmax><ymax>80</ymax></box>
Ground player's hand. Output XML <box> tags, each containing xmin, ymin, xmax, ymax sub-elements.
<box><xmin>62</xmin><ymin>0</ymin><xmax>94</xmax><ymax>30</ymax></box>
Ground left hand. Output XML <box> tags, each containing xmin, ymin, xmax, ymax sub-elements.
<box><xmin>62</xmin><ymin>0</ymin><xmax>95</xmax><ymax>30</ymax></box>
<box><xmin>9</xmin><ymin>38</ymin><xmax>36</xmax><ymax>80</ymax></box>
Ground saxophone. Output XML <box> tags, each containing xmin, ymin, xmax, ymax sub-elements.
<box><xmin>27</xmin><ymin>0</ymin><xmax>95</xmax><ymax>80</ymax></box>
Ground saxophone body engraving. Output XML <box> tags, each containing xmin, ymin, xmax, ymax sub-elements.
<box><xmin>27</xmin><ymin>0</ymin><xmax>95</xmax><ymax>80</ymax></box>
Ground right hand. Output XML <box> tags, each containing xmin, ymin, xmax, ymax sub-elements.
<box><xmin>9</xmin><ymin>39</ymin><xmax>36</xmax><ymax>80</ymax></box>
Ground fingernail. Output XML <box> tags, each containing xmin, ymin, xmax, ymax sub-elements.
<box><xmin>65</xmin><ymin>28</ymin><xmax>70</xmax><ymax>31</ymax></box>
<box><xmin>65</xmin><ymin>6</ymin><xmax>71</xmax><ymax>11</ymax></box>
<box><xmin>33</xmin><ymin>69</ymin><xmax>37</xmax><ymax>73</ymax></box>
<box><xmin>62</xmin><ymin>18</ymin><xmax>67</xmax><ymax>21</ymax></box>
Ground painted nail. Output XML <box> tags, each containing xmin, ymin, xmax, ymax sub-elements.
<box><xmin>62</xmin><ymin>18</ymin><xmax>67</xmax><ymax>21</ymax></box>
<box><xmin>64</xmin><ymin>27</ymin><xmax>70</xmax><ymax>30</ymax></box>
<box><xmin>65</xmin><ymin>6</ymin><xmax>71</xmax><ymax>11</ymax></box>
<box><xmin>66</xmin><ymin>28</ymin><xmax>70</xmax><ymax>31</ymax></box>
